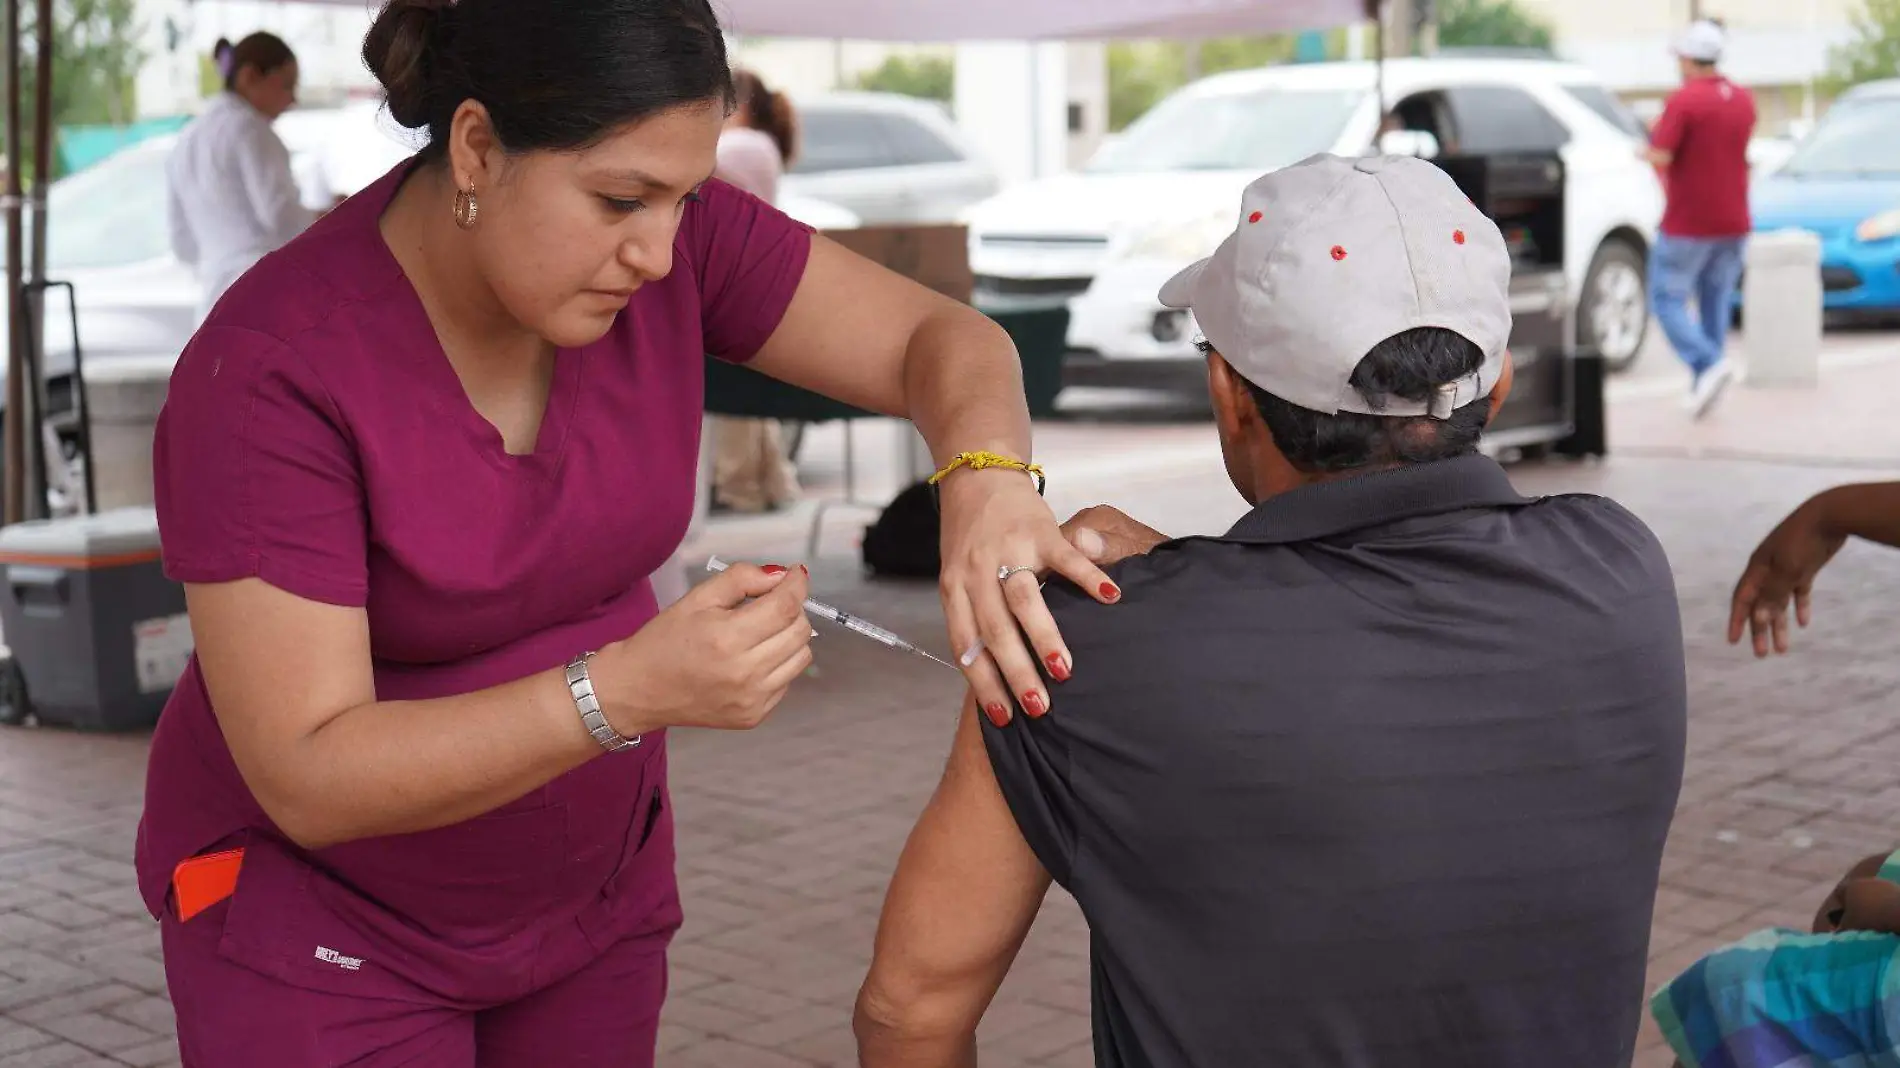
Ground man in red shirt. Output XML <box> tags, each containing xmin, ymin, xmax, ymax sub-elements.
<box><xmin>1645</xmin><ymin>19</ymin><xmax>1756</xmax><ymax>418</ymax></box>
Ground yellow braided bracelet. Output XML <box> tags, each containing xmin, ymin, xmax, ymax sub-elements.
<box><xmin>928</xmin><ymin>451</ymin><xmax>1046</xmax><ymax>495</ymax></box>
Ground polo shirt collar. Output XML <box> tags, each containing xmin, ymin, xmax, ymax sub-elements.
<box><xmin>1218</xmin><ymin>454</ymin><xmax>1533</xmax><ymax>546</ymax></box>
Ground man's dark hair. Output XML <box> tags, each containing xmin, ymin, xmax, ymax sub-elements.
<box><xmin>1202</xmin><ymin>327</ymin><xmax>1491</xmax><ymax>474</ymax></box>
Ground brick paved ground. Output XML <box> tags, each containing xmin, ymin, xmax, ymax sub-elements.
<box><xmin>5</xmin><ymin>349</ymin><xmax>1900</xmax><ymax>1066</ymax></box>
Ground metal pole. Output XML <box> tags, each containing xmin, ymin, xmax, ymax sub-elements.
<box><xmin>3</xmin><ymin>0</ymin><xmax>26</xmax><ymax>525</ymax></box>
<box><xmin>1385</xmin><ymin>0</ymin><xmax>1413</xmax><ymax>58</ymax></box>
<box><xmin>1027</xmin><ymin>44</ymin><xmax>1042</xmax><ymax>180</ymax></box>
<box><xmin>1372</xmin><ymin>1</ymin><xmax>1388</xmax><ymax>122</ymax></box>
<box><xmin>25</xmin><ymin>0</ymin><xmax>49</xmax><ymax>519</ymax></box>
<box><xmin>1803</xmin><ymin>0</ymin><xmax>1817</xmax><ymax>126</ymax></box>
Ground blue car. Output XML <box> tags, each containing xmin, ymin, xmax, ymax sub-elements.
<box><xmin>1750</xmin><ymin>79</ymin><xmax>1900</xmax><ymax>314</ymax></box>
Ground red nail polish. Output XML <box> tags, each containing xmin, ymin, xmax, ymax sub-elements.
<box><xmin>1100</xmin><ymin>582</ymin><xmax>1121</xmax><ymax>601</ymax></box>
<box><xmin>762</xmin><ymin>564</ymin><xmax>788</xmax><ymax>575</ymax></box>
<box><xmin>1044</xmin><ymin>653</ymin><xmax>1071</xmax><ymax>682</ymax></box>
<box><xmin>798</xmin><ymin>564</ymin><xmax>809</xmax><ymax>575</ymax></box>
<box><xmin>1022</xmin><ymin>692</ymin><xmax>1047</xmax><ymax>718</ymax></box>
<box><xmin>984</xmin><ymin>704</ymin><xmax>1009</xmax><ymax>728</ymax></box>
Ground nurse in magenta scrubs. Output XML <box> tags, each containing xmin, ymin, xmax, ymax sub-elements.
<box><xmin>138</xmin><ymin>0</ymin><xmax>1120</xmax><ymax>1063</ymax></box>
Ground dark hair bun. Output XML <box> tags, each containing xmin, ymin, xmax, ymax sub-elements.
<box><xmin>360</xmin><ymin>0</ymin><xmax>733</xmax><ymax>165</ymax></box>
<box><xmin>363</xmin><ymin>0</ymin><xmax>451</xmax><ymax>130</ymax></box>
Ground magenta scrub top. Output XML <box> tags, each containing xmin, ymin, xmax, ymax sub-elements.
<box><xmin>137</xmin><ymin>164</ymin><xmax>811</xmax><ymax>1006</ymax></box>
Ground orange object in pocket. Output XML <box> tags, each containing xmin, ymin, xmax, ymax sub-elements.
<box><xmin>172</xmin><ymin>848</ymin><xmax>245</xmax><ymax>922</ymax></box>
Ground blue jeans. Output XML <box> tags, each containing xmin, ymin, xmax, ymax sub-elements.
<box><xmin>1649</xmin><ymin>233</ymin><xmax>1746</xmax><ymax>377</ymax></box>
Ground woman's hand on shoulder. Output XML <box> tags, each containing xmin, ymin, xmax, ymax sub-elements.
<box><xmin>593</xmin><ymin>562</ymin><xmax>813</xmax><ymax>736</ymax></box>
<box><xmin>936</xmin><ymin>471</ymin><xmax>1120</xmax><ymax>725</ymax></box>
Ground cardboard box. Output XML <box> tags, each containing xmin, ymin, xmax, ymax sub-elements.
<box><xmin>823</xmin><ymin>225</ymin><xmax>974</xmax><ymax>305</ymax></box>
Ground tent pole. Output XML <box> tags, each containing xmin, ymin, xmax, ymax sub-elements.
<box><xmin>25</xmin><ymin>0</ymin><xmax>48</xmax><ymax>520</ymax></box>
<box><xmin>2</xmin><ymin>0</ymin><xmax>25</xmax><ymax>525</ymax></box>
<box><xmin>1373</xmin><ymin>0</ymin><xmax>1387</xmax><ymax>123</ymax></box>
<box><xmin>1028</xmin><ymin>44</ymin><xmax>1042</xmax><ymax>181</ymax></box>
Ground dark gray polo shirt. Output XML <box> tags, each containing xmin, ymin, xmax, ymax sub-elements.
<box><xmin>984</xmin><ymin>455</ymin><xmax>1686</xmax><ymax>1068</ymax></box>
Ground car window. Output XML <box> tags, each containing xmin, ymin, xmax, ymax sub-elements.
<box><xmin>47</xmin><ymin>143</ymin><xmax>171</xmax><ymax>270</ymax></box>
<box><xmin>877</xmin><ymin>114</ymin><xmax>963</xmax><ymax>166</ymax></box>
<box><xmin>1444</xmin><ymin>85</ymin><xmax>1570</xmax><ymax>154</ymax></box>
<box><xmin>1559</xmin><ymin>84</ymin><xmax>1647</xmax><ymax>139</ymax></box>
<box><xmin>791</xmin><ymin>109</ymin><xmax>898</xmax><ymax>174</ymax></box>
<box><xmin>1087</xmin><ymin>87</ymin><xmax>1363</xmax><ymax>174</ymax></box>
<box><xmin>1779</xmin><ymin>96</ymin><xmax>1900</xmax><ymax>176</ymax></box>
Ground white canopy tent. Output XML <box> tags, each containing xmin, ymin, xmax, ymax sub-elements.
<box><xmin>260</xmin><ymin>0</ymin><xmax>1373</xmax><ymax>40</ymax></box>
<box><xmin>705</xmin><ymin>0</ymin><xmax>1372</xmax><ymax>41</ymax></box>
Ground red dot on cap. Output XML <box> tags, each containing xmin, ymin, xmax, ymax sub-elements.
<box><xmin>1248</xmin><ymin>211</ymin><xmax>1263</xmax><ymax>224</ymax></box>
<box><xmin>1330</xmin><ymin>245</ymin><xmax>1348</xmax><ymax>261</ymax></box>
<box><xmin>1453</xmin><ymin>230</ymin><xmax>1467</xmax><ymax>245</ymax></box>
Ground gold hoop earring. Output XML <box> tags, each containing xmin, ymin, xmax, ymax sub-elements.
<box><xmin>453</xmin><ymin>181</ymin><xmax>480</xmax><ymax>230</ymax></box>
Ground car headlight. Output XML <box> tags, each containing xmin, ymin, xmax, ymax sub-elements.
<box><xmin>1121</xmin><ymin>210</ymin><xmax>1234</xmax><ymax>263</ymax></box>
<box><xmin>1856</xmin><ymin>208</ymin><xmax>1900</xmax><ymax>243</ymax></box>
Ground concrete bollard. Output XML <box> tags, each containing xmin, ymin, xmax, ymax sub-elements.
<box><xmin>81</xmin><ymin>357</ymin><xmax>173</xmax><ymax>511</ymax></box>
<box><xmin>1742</xmin><ymin>229</ymin><xmax>1823</xmax><ymax>388</ymax></box>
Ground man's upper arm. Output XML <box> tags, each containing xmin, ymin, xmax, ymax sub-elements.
<box><xmin>861</xmin><ymin>699</ymin><xmax>1053</xmax><ymax>1030</ymax></box>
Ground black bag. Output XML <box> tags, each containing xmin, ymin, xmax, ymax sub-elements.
<box><xmin>862</xmin><ymin>480</ymin><xmax>941</xmax><ymax>579</ymax></box>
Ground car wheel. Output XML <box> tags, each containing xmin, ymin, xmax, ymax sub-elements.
<box><xmin>1580</xmin><ymin>240</ymin><xmax>1649</xmax><ymax>373</ymax></box>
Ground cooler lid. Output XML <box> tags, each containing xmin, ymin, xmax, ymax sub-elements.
<box><xmin>0</xmin><ymin>507</ymin><xmax>162</xmax><ymax>561</ymax></box>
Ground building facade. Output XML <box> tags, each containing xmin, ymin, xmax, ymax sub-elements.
<box><xmin>1527</xmin><ymin>0</ymin><xmax>1859</xmax><ymax>130</ymax></box>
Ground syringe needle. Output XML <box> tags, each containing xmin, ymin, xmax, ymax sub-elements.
<box><xmin>705</xmin><ymin>556</ymin><xmax>958</xmax><ymax>667</ymax></box>
<box><xmin>914</xmin><ymin>648</ymin><xmax>955</xmax><ymax>670</ymax></box>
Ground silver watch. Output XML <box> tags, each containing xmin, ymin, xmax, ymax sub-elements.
<box><xmin>566</xmin><ymin>653</ymin><xmax>640</xmax><ymax>753</ymax></box>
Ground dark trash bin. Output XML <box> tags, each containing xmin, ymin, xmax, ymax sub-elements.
<box><xmin>0</xmin><ymin>507</ymin><xmax>188</xmax><ymax>731</ymax></box>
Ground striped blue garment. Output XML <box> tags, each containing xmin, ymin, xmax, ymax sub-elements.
<box><xmin>1652</xmin><ymin>853</ymin><xmax>1900</xmax><ymax>1068</ymax></box>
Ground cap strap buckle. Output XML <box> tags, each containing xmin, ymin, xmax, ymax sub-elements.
<box><xmin>1428</xmin><ymin>382</ymin><xmax>1461</xmax><ymax>420</ymax></box>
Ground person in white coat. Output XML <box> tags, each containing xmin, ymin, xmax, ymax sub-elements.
<box><xmin>167</xmin><ymin>33</ymin><xmax>317</xmax><ymax>323</ymax></box>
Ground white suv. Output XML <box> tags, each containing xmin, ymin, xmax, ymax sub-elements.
<box><xmin>966</xmin><ymin>56</ymin><xmax>1663</xmax><ymax>385</ymax></box>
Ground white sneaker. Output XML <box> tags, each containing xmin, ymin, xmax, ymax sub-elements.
<box><xmin>1688</xmin><ymin>360</ymin><xmax>1735</xmax><ymax>420</ymax></box>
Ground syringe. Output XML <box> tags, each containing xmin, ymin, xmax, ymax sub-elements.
<box><xmin>704</xmin><ymin>556</ymin><xmax>957</xmax><ymax>671</ymax></box>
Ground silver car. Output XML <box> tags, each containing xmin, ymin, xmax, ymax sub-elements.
<box><xmin>783</xmin><ymin>92</ymin><xmax>1000</xmax><ymax>226</ymax></box>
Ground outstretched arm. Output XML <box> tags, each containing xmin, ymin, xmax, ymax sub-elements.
<box><xmin>1730</xmin><ymin>483</ymin><xmax>1900</xmax><ymax>656</ymax></box>
<box><xmin>856</xmin><ymin>697</ymin><xmax>1053</xmax><ymax>1067</ymax></box>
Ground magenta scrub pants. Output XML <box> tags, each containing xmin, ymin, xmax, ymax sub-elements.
<box><xmin>163</xmin><ymin>898</ymin><xmax>667</xmax><ymax>1066</ymax></box>
<box><xmin>151</xmin><ymin>735</ymin><xmax>681</xmax><ymax>1067</ymax></box>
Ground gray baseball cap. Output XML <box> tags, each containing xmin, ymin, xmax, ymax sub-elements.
<box><xmin>1159</xmin><ymin>153</ymin><xmax>1513</xmax><ymax>420</ymax></box>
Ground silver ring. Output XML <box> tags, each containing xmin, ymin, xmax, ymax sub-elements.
<box><xmin>998</xmin><ymin>565</ymin><xmax>1037</xmax><ymax>584</ymax></box>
